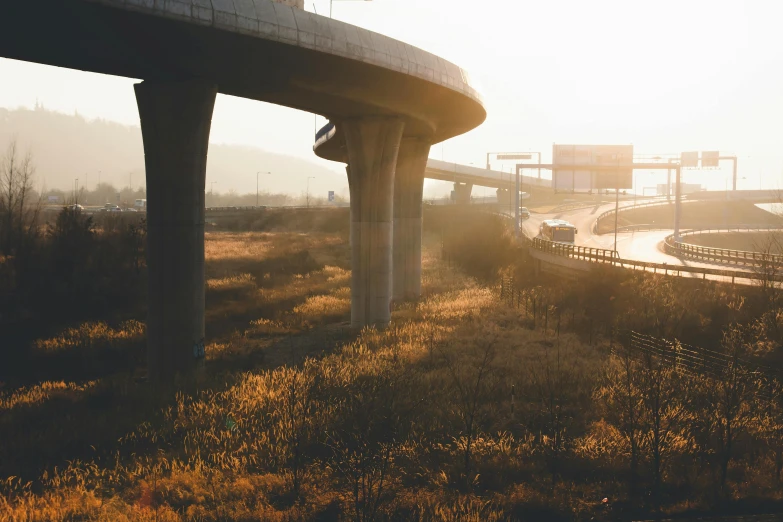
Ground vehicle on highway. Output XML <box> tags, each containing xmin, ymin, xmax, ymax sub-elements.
<box><xmin>134</xmin><ymin>198</ymin><xmax>147</xmax><ymax>211</ymax></box>
<box><xmin>540</xmin><ymin>219</ymin><xmax>578</xmax><ymax>244</ymax></box>
<box><xmin>100</xmin><ymin>203</ymin><xmax>122</xmax><ymax>212</ymax></box>
<box><xmin>67</xmin><ymin>204</ymin><xmax>84</xmax><ymax>212</ymax></box>
<box><xmin>519</xmin><ymin>206</ymin><xmax>530</xmax><ymax>220</ymax></box>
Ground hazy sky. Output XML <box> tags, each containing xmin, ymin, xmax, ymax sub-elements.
<box><xmin>2</xmin><ymin>0</ymin><xmax>783</xmax><ymax>194</ymax></box>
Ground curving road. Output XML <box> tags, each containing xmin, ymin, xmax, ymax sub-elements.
<box><xmin>521</xmin><ymin>200</ymin><xmax>768</xmax><ymax>281</ymax></box>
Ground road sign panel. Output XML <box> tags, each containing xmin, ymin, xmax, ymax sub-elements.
<box><xmin>701</xmin><ymin>151</ymin><xmax>720</xmax><ymax>168</ymax></box>
<box><xmin>680</xmin><ymin>151</ymin><xmax>699</xmax><ymax>168</ymax></box>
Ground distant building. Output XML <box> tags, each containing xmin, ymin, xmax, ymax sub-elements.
<box><xmin>273</xmin><ymin>0</ymin><xmax>304</xmax><ymax>8</ymax></box>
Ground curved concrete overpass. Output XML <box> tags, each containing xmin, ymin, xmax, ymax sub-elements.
<box><xmin>315</xmin><ymin>121</ymin><xmax>549</xmax><ymax>211</ymax></box>
<box><xmin>2</xmin><ymin>0</ymin><xmax>484</xmax><ymax>141</ymax></box>
<box><xmin>1</xmin><ymin>0</ymin><xmax>486</xmax><ymax>379</ymax></box>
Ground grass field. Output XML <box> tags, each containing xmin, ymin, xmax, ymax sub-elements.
<box><xmin>3</xmin><ymin>215</ymin><xmax>783</xmax><ymax>521</ymax></box>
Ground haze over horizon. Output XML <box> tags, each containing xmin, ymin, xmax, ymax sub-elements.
<box><xmin>2</xmin><ymin>0</ymin><xmax>783</xmax><ymax>195</ymax></box>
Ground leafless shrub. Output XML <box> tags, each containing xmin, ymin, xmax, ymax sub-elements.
<box><xmin>324</xmin><ymin>345</ymin><xmax>419</xmax><ymax>521</ymax></box>
<box><xmin>636</xmin><ymin>346</ymin><xmax>691</xmax><ymax>510</ymax></box>
<box><xmin>528</xmin><ymin>339</ymin><xmax>589</xmax><ymax>488</ymax></box>
<box><xmin>437</xmin><ymin>330</ymin><xmax>499</xmax><ymax>491</ymax></box>
<box><xmin>0</xmin><ymin>139</ymin><xmax>41</xmax><ymax>257</ymax></box>
<box><xmin>595</xmin><ymin>347</ymin><xmax>643</xmax><ymax>498</ymax></box>
<box><xmin>690</xmin><ymin>325</ymin><xmax>759</xmax><ymax>497</ymax></box>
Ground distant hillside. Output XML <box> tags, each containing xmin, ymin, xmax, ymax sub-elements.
<box><xmin>0</xmin><ymin>106</ymin><xmax>349</xmax><ymax>198</ymax></box>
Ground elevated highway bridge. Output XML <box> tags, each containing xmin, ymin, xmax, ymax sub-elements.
<box><xmin>2</xmin><ymin>0</ymin><xmax>485</xmax><ymax>380</ymax></box>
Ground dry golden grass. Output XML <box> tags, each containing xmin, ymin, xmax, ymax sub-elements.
<box><xmin>0</xmin><ymin>380</ymin><xmax>97</xmax><ymax>412</ymax></box>
<box><xmin>33</xmin><ymin>321</ymin><xmax>145</xmax><ymax>353</ymax></box>
<box><xmin>3</xmin><ymin>223</ymin><xmax>783</xmax><ymax>521</ymax></box>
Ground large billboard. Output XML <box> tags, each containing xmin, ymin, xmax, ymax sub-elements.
<box><xmin>552</xmin><ymin>144</ymin><xmax>634</xmax><ymax>192</ymax></box>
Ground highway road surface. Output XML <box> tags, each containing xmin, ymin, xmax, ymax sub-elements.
<box><xmin>520</xmin><ymin>200</ymin><xmax>771</xmax><ymax>284</ymax></box>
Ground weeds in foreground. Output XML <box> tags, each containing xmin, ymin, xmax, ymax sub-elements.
<box><xmin>4</xmin><ymin>211</ymin><xmax>783</xmax><ymax>520</ymax></box>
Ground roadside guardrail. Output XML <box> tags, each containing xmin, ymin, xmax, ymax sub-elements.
<box><xmin>663</xmin><ymin>226</ymin><xmax>783</xmax><ymax>268</ymax></box>
<box><xmin>527</xmin><ymin>237</ymin><xmax>783</xmax><ymax>283</ymax></box>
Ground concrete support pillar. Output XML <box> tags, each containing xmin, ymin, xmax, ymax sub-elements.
<box><xmin>346</xmin><ymin>165</ymin><xmax>353</xmax><ymax>248</ymax></box>
<box><xmin>343</xmin><ymin>117</ymin><xmax>405</xmax><ymax>328</ymax></box>
<box><xmin>135</xmin><ymin>80</ymin><xmax>217</xmax><ymax>381</ymax></box>
<box><xmin>453</xmin><ymin>182</ymin><xmax>473</xmax><ymax>204</ymax></box>
<box><xmin>393</xmin><ymin>138</ymin><xmax>431</xmax><ymax>302</ymax></box>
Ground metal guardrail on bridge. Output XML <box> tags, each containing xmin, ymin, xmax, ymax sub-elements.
<box><xmin>663</xmin><ymin>226</ymin><xmax>783</xmax><ymax>268</ymax></box>
<box><xmin>527</xmin><ymin>237</ymin><xmax>783</xmax><ymax>283</ymax></box>
<box><xmin>593</xmin><ymin>198</ymin><xmax>682</xmax><ymax>234</ymax></box>
<box><xmin>529</xmin><ymin>237</ymin><xmax>619</xmax><ymax>263</ymax></box>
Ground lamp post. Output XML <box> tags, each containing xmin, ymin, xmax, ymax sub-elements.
<box><xmin>257</xmin><ymin>171</ymin><xmax>271</xmax><ymax>207</ymax></box>
<box><xmin>330</xmin><ymin>0</ymin><xmax>372</xmax><ymax>19</ymax></box>
<box><xmin>673</xmin><ymin>164</ymin><xmax>682</xmax><ymax>242</ymax></box>
<box><xmin>306</xmin><ymin>176</ymin><xmax>316</xmax><ymax>208</ymax></box>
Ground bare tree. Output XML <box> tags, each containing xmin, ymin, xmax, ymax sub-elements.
<box><xmin>529</xmin><ymin>339</ymin><xmax>587</xmax><ymax>488</ymax></box>
<box><xmin>325</xmin><ymin>348</ymin><xmax>420</xmax><ymax>521</ymax></box>
<box><xmin>693</xmin><ymin>325</ymin><xmax>757</xmax><ymax>496</ymax></box>
<box><xmin>267</xmin><ymin>362</ymin><xmax>323</xmax><ymax>498</ymax></box>
<box><xmin>752</xmin><ymin>231</ymin><xmax>783</xmax><ymax>312</ymax></box>
<box><xmin>0</xmin><ymin>139</ymin><xmax>40</xmax><ymax>256</ymax></box>
<box><xmin>438</xmin><ymin>333</ymin><xmax>498</xmax><ymax>490</ymax></box>
<box><xmin>596</xmin><ymin>347</ymin><xmax>643</xmax><ymax>498</ymax></box>
<box><xmin>636</xmin><ymin>346</ymin><xmax>690</xmax><ymax>510</ymax></box>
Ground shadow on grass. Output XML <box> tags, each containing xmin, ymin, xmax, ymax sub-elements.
<box><xmin>0</xmin><ymin>318</ymin><xmax>362</xmax><ymax>486</ymax></box>
<box><xmin>0</xmin><ymin>233</ymin><xmax>355</xmax><ymax>485</ymax></box>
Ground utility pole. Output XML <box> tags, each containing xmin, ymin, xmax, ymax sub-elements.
<box><xmin>613</xmin><ymin>188</ymin><xmax>619</xmax><ymax>252</ymax></box>
<box><xmin>673</xmin><ymin>164</ymin><xmax>682</xmax><ymax>242</ymax></box>
<box><xmin>613</xmin><ymin>154</ymin><xmax>621</xmax><ymax>253</ymax></box>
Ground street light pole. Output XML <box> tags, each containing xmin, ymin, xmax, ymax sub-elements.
<box><xmin>613</xmin><ymin>156</ymin><xmax>620</xmax><ymax>253</ymax></box>
<box><xmin>673</xmin><ymin>164</ymin><xmax>682</xmax><ymax>242</ymax></box>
